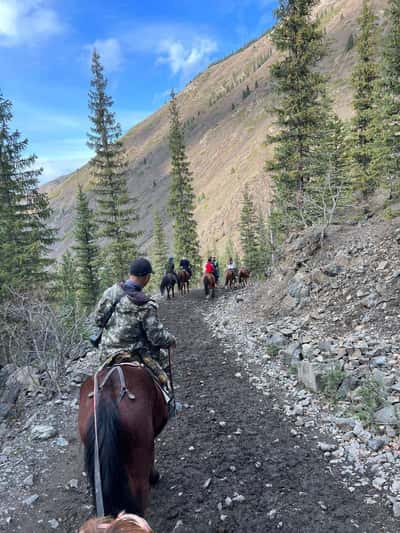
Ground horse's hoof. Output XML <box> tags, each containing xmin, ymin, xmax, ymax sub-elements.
<box><xmin>150</xmin><ymin>469</ymin><xmax>160</xmax><ymax>486</ymax></box>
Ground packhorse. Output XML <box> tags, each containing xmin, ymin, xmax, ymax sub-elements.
<box><xmin>177</xmin><ymin>269</ymin><xmax>190</xmax><ymax>296</ymax></box>
<box><xmin>238</xmin><ymin>268</ymin><xmax>250</xmax><ymax>287</ymax></box>
<box><xmin>224</xmin><ymin>269</ymin><xmax>237</xmax><ymax>289</ymax></box>
<box><xmin>203</xmin><ymin>272</ymin><xmax>216</xmax><ymax>298</ymax></box>
<box><xmin>78</xmin><ymin>363</ymin><xmax>168</xmax><ymax>518</ymax></box>
<box><xmin>160</xmin><ymin>273</ymin><xmax>176</xmax><ymax>299</ymax></box>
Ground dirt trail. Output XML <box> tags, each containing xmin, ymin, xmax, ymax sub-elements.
<box><xmin>1</xmin><ymin>288</ymin><xmax>398</xmax><ymax>532</ymax></box>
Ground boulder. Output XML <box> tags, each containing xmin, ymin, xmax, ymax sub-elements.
<box><xmin>297</xmin><ymin>361</ymin><xmax>343</xmax><ymax>393</ymax></box>
<box><xmin>374</xmin><ymin>405</ymin><xmax>400</xmax><ymax>425</ymax></box>
<box><xmin>31</xmin><ymin>425</ymin><xmax>58</xmax><ymax>440</ymax></box>
<box><xmin>322</xmin><ymin>263</ymin><xmax>343</xmax><ymax>277</ymax></box>
<box><xmin>288</xmin><ymin>272</ymin><xmax>311</xmax><ymax>302</ymax></box>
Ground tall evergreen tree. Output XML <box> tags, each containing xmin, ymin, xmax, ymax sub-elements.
<box><xmin>255</xmin><ymin>209</ymin><xmax>271</xmax><ymax>274</ymax></box>
<box><xmin>88</xmin><ymin>50</ymin><xmax>140</xmax><ymax>282</ymax></box>
<box><xmin>151</xmin><ymin>210</ymin><xmax>168</xmax><ymax>283</ymax></box>
<box><xmin>350</xmin><ymin>0</ymin><xmax>379</xmax><ymax>197</ymax></box>
<box><xmin>239</xmin><ymin>187</ymin><xmax>259</xmax><ymax>272</ymax></box>
<box><xmin>0</xmin><ymin>94</ymin><xmax>55</xmax><ymax>296</ymax></box>
<box><xmin>56</xmin><ymin>252</ymin><xmax>78</xmax><ymax>317</ymax></box>
<box><xmin>73</xmin><ymin>185</ymin><xmax>99</xmax><ymax>309</ymax></box>
<box><xmin>371</xmin><ymin>0</ymin><xmax>400</xmax><ymax>198</ymax></box>
<box><xmin>266</xmin><ymin>0</ymin><xmax>326</xmax><ymax>230</ymax></box>
<box><xmin>168</xmin><ymin>90</ymin><xmax>200</xmax><ymax>275</ymax></box>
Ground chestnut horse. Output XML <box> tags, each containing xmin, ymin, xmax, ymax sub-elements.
<box><xmin>238</xmin><ymin>268</ymin><xmax>250</xmax><ymax>287</ymax></box>
<box><xmin>224</xmin><ymin>269</ymin><xmax>237</xmax><ymax>289</ymax></box>
<box><xmin>203</xmin><ymin>272</ymin><xmax>216</xmax><ymax>298</ymax></box>
<box><xmin>177</xmin><ymin>270</ymin><xmax>190</xmax><ymax>295</ymax></box>
<box><xmin>78</xmin><ymin>364</ymin><xmax>168</xmax><ymax>518</ymax></box>
<box><xmin>160</xmin><ymin>273</ymin><xmax>176</xmax><ymax>299</ymax></box>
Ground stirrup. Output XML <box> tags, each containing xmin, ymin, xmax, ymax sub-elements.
<box><xmin>168</xmin><ymin>398</ymin><xmax>182</xmax><ymax>418</ymax></box>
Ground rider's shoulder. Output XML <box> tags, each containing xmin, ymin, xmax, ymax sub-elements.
<box><xmin>101</xmin><ymin>283</ymin><xmax>123</xmax><ymax>301</ymax></box>
<box><xmin>142</xmin><ymin>297</ymin><xmax>159</xmax><ymax>311</ymax></box>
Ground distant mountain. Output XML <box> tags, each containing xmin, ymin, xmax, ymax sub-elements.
<box><xmin>42</xmin><ymin>0</ymin><xmax>388</xmax><ymax>260</ymax></box>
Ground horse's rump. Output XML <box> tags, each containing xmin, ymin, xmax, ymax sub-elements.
<box><xmin>79</xmin><ymin>365</ymin><xmax>168</xmax><ymax>517</ymax></box>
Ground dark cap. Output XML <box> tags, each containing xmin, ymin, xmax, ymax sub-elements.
<box><xmin>130</xmin><ymin>258</ymin><xmax>153</xmax><ymax>276</ymax></box>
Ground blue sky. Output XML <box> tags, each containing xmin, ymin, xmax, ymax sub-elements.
<box><xmin>0</xmin><ymin>0</ymin><xmax>276</xmax><ymax>182</ymax></box>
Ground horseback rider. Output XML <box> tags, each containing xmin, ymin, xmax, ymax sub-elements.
<box><xmin>204</xmin><ymin>257</ymin><xmax>216</xmax><ymax>277</ymax></box>
<box><xmin>165</xmin><ymin>256</ymin><xmax>178</xmax><ymax>282</ymax></box>
<box><xmin>93</xmin><ymin>258</ymin><xmax>177</xmax><ymax>410</ymax></box>
<box><xmin>212</xmin><ymin>256</ymin><xmax>220</xmax><ymax>284</ymax></box>
<box><xmin>227</xmin><ymin>257</ymin><xmax>237</xmax><ymax>273</ymax></box>
<box><xmin>179</xmin><ymin>256</ymin><xmax>192</xmax><ymax>278</ymax></box>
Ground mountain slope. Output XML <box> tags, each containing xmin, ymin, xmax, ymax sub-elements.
<box><xmin>43</xmin><ymin>0</ymin><xmax>388</xmax><ymax>259</ymax></box>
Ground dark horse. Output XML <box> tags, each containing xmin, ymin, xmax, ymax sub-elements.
<box><xmin>177</xmin><ymin>269</ymin><xmax>190</xmax><ymax>295</ymax></box>
<box><xmin>203</xmin><ymin>272</ymin><xmax>216</xmax><ymax>298</ymax></box>
<box><xmin>224</xmin><ymin>269</ymin><xmax>237</xmax><ymax>289</ymax></box>
<box><xmin>238</xmin><ymin>267</ymin><xmax>250</xmax><ymax>287</ymax></box>
<box><xmin>160</xmin><ymin>273</ymin><xmax>176</xmax><ymax>299</ymax></box>
<box><xmin>79</xmin><ymin>364</ymin><xmax>168</xmax><ymax>517</ymax></box>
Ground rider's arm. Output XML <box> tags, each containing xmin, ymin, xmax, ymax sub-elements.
<box><xmin>93</xmin><ymin>286</ymin><xmax>116</xmax><ymax>327</ymax></box>
<box><xmin>142</xmin><ymin>302</ymin><xmax>176</xmax><ymax>348</ymax></box>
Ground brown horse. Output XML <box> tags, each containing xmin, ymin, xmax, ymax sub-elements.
<box><xmin>203</xmin><ymin>272</ymin><xmax>216</xmax><ymax>298</ymax></box>
<box><xmin>238</xmin><ymin>268</ymin><xmax>250</xmax><ymax>287</ymax></box>
<box><xmin>224</xmin><ymin>269</ymin><xmax>237</xmax><ymax>289</ymax></box>
<box><xmin>78</xmin><ymin>364</ymin><xmax>168</xmax><ymax>518</ymax></box>
<box><xmin>177</xmin><ymin>269</ymin><xmax>190</xmax><ymax>295</ymax></box>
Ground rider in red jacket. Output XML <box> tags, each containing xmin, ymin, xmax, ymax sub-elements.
<box><xmin>204</xmin><ymin>257</ymin><xmax>216</xmax><ymax>275</ymax></box>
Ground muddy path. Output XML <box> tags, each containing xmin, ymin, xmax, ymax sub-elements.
<box><xmin>1</xmin><ymin>288</ymin><xmax>398</xmax><ymax>532</ymax></box>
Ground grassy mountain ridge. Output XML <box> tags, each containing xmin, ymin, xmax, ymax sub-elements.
<box><xmin>43</xmin><ymin>0</ymin><xmax>388</xmax><ymax>260</ymax></box>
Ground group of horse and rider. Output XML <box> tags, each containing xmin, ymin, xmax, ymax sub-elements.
<box><xmin>161</xmin><ymin>254</ymin><xmax>250</xmax><ymax>299</ymax></box>
<box><xmin>78</xmin><ymin>254</ymin><xmax>250</xmax><ymax>530</ymax></box>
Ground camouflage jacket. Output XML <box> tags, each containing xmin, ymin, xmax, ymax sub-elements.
<box><xmin>94</xmin><ymin>283</ymin><xmax>175</xmax><ymax>362</ymax></box>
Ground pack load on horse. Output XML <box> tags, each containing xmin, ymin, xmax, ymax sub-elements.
<box><xmin>224</xmin><ymin>258</ymin><xmax>237</xmax><ymax>289</ymax></box>
<box><xmin>238</xmin><ymin>267</ymin><xmax>251</xmax><ymax>287</ymax></box>
<box><xmin>80</xmin><ymin>258</ymin><xmax>178</xmax><ymax>518</ymax></box>
<box><xmin>80</xmin><ymin>512</ymin><xmax>153</xmax><ymax>532</ymax></box>
<box><xmin>203</xmin><ymin>257</ymin><xmax>216</xmax><ymax>298</ymax></box>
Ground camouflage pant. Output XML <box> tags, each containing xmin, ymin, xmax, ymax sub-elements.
<box><xmin>142</xmin><ymin>352</ymin><xmax>169</xmax><ymax>386</ymax></box>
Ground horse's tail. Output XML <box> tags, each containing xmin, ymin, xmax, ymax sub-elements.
<box><xmin>160</xmin><ymin>277</ymin><xmax>165</xmax><ymax>295</ymax></box>
<box><xmin>85</xmin><ymin>395</ymin><xmax>141</xmax><ymax>517</ymax></box>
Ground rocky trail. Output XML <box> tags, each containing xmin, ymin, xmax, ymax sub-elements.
<box><xmin>1</xmin><ymin>286</ymin><xmax>399</xmax><ymax>532</ymax></box>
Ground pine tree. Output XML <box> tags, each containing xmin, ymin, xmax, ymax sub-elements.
<box><xmin>350</xmin><ymin>0</ymin><xmax>379</xmax><ymax>197</ymax></box>
<box><xmin>56</xmin><ymin>252</ymin><xmax>78</xmax><ymax>314</ymax></box>
<box><xmin>168</xmin><ymin>90</ymin><xmax>201</xmax><ymax>275</ymax></box>
<box><xmin>371</xmin><ymin>0</ymin><xmax>400</xmax><ymax>198</ymax></box>
<box><xmin>73</xmin><ymin>185</ymin><xmax>99</xmax><ymax>309</ymax></box>
<box><xmin>255</xmin><ymin>209</ymin><xmax>271</xmax><ymax>274</ymax></box>
<box><xmin>88</xmin><ymin>50</ymin><xmax>140</xmax><ymax>282</ymax></box>
<box><xmin>239</xmin><ymin>187</ymin><xmax>259</xmax><ymax>272</ymax></box>
<box><xmin>151</xmin><ymin>210</ymin><xmax>168</xmax><ymax>284</ymax></box>
<box><xmin>266</xmin><ymin>0</ymin><xmax>326</xmax><ymax>231</ymax></box>
<box><xmin>0</xmin><ymin>94</ymin><xmax>55</xmax><ymax>297</ymax></box>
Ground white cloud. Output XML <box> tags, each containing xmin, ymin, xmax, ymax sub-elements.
<box><xmin>0</xmin><ymin>0</ymin><xmax>63</xmax><ymax>47</ymax></box>
<box><xmin>85</xmin><ymin>38</ymin><xmax>123</xmax><ymax>73</ymax></box>
<box><xmin>157</xmin><ymin>37</ymin><xmax>217</xmax><ymax>80</ymax></box>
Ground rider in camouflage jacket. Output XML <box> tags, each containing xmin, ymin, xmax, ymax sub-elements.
<box><xmin>94</xmin><ymin>258</ymin><xmax>176</xmax><ymax>388</ymax></box>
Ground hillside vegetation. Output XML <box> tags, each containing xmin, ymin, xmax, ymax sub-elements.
<box><xmin>43</xmin><ymin>0</ymin><xmax>388</xmax><ymax>259</ymax></box>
